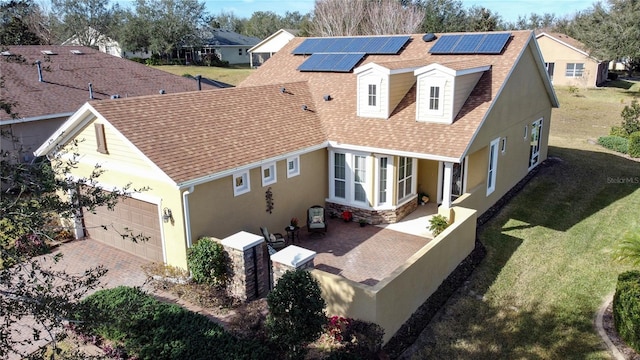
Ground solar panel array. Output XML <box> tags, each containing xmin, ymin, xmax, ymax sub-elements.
<box><xmin>293</xmin><ymin>36</ymin><xmax>410</xmax><ymax>72</ymax></box>
<box><xmin>298</xmin><ymin>53</ymin><xmax>366</xmax><ymax>72</ymax></box>
<box><xmin>429</xmin><ymin>33</ymin><xmax>511</xmax><ymax>54</ymax></box>
<box><xmin>292</xmin><ymin>36</ymin><xmax>411</xmax><ymax>55</ymax></box>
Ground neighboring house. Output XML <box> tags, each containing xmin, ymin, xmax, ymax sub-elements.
<box><xmin>0</xmin><ymin>45</ymin><xmax>219</xmax><ymax>162</ymax></box>
<box><xmin>183</xmin><ymin>29</ymin><xmax>261</xmax><ymax>65</ymax></box>
<box><xmin>248</xmin><ymin>29</ymin><xmax>298</xmax><ymax>68</ymax></box>
<box><xmin>535</xmin><ymin>31</ymin><xmax>608</xmax><ymax>87</ymax></box>
<box><xmin>36</xmin><ymin>30</ymin><xmax>558</xmax><ymax>270</ymax></box>
<box><xmin>61</xmin><ymin>27</ymin><xmax>152</xmax><ymax>59</ymax></box>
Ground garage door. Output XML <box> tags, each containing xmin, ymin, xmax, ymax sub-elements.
<box><xmin>83</xmin><ymin>197</ymin><xmax>164</xmax><ymax>262</ymax></box>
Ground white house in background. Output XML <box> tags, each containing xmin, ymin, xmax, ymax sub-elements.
<box><xmin>184</xmin><ymin>29</ymin><xmax>261</xmax><ymax>65</ymax></box>
<box><xmin>61</xmin><ymin>27</ymin><xmax>152</xmax><ymax>59</ymax></box>
<box><xmin>248</xmin><ymin>29</ymin><xmax>299</xmax><ymax>68</ymax></box>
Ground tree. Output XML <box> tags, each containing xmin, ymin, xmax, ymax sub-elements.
<box><xmin>364</xmin><ymin>0</ymin><xmax>424</xmax><ymax>35</ymax></box>
<box><xmin>266</xmin><ymin>270</ymin><xmax>326</xmax><ymax>359</ymax></box>
<box><xmin>208</xmin><ymin>10</ymin><xmax>245</xmax><ymax>33</ymax></box>
<box><xmin>464</xmin><ymin>5</ymin><xmax>501</xmax><ymax>31</ymax></box>
<box><xmin>1</xmin><ymin>61</ymin><xmax>147</xmax><ymax>357</ymax></box>
<box><xmin>310</xmin><ymin>0</ymin><xmax>365</xmax><ymax>36</ymax></box>
<box><xmin>244</xmin><ymin>11</ymin><xmax>282</xmax><ymax>39</ymax></box>
<box><xmin>413</xmin><ymin>0</ymin><xmax>467</xmax><ymax>33</ymax></box>
<box><xmin>51</xmin><ymin>0</ymin><xmax>121</xmax><ymax>47</ymax></box>
<box><xmin>570</xmin><ymin>0</ymin><xmax>640</xmax><ymax>77</ymax></box>
<box><xmin>0</xmin><ymin>0</ymin><xmax>43</xmax><ymax>45</ymax></box>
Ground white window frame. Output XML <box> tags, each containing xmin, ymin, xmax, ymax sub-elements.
<box><xmin>286</xmin><ymin>156</ymin><xmax>300</xmax><ymax>178</ymax></box>
<box><xmin>424</xmin><ymin>78</ymin><xmax>446</xmax><ymax>116</ymax></box>
<box><xmin>233</xmin><ymin>171</ymin><xmax>250</xmax><ymax>196</ymax></box>
<box><xmin>333</xmin><ymin>152</ymin><xmax>346</xmax><ymax>200</ymax></box>
<box><xmin>397</xmin><ymin>156</ymin><xmax>416</xmax><ymax>202</ymax></box>
<box><xmin>545</xmin><ymin>62</ymin><xmax>555</xmax><ymax>81</ymax></box>
<box><xmin>368</xmin><ymin>84</ymin><xmax>377</xmax><ymax>107</ymax></box>
<box><xmin>376</xmin><ymin>156</ymin><xmax>391</xmax><ymax>206</ymax></box>
<box><xmin>429</xmin><ymin>85</ymin><xmax>440</xmax><ymax>111</ymax></box>
<box><xmin>524</xmin><ymin>125</ymin><xmax>528</xmax><ymax>140</ymax></box>
<box><xmin>501</xmin><ymin>137</ymin><xmax>507</xmax><ymax>154</ymax></box>
<box><xmin>529</xmin><ymin>118</ymin><xmax>543</xmax><ymax>170</ymax></box>
<box><xmin>353</xmin><ymin>155</ymin><xmax>367</xmax><ymax>203</ymax></box>
<box><xmin>487</xmin><ymin>138</ymin><xmax>500</xmax><ymax>196</ymax></box>
<box><xmin>565</xmin><ymin>63</ymin><xmax>584</xmax><ymax>77</ymax></box>
<box><xmin>261</xmin><ymin>162</ymin><xmax>277</xmax><ymax>187</ymax></box>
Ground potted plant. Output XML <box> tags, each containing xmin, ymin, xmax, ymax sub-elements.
<box><xmin>428</xmin><ymin>214</ymin><xmax>449</xmax><ymax>237</ymax></box>
<box><xmin>290</xmin><ymin>217</ymin><xmax>299</xmax><ymax>229</ymax></box>
<box><xmin>342</xmin><ymin>210</ymin><xmax>353</xmax><ymax>222</ymax></box>
<box><xmin>358</xmin><ymin>218</ymin><xmax>368</xmax><ymax>227</ymax></box>
<box><xmin>419</xmin><ymin>192</ymin><xmax>430</xmax><ymax>205</ymax></box>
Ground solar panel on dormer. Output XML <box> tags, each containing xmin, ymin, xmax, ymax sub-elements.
<box><xmin>297</xmin><ymin>53</ymin><xmax>365</xmax><ymax>72</ymax></box>
<box><xmin>292</xmin><ymin>36</ymin><xmax>410</xmax><ymax>55</ymax></box>
<box><xmin>429</xmin><ymin>33</ymin><xmax>511</xmax><ymax>54</ymax></box>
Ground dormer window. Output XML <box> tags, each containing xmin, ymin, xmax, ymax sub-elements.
<box><xmin>368</xmin><ymin>84</ymin><xmax>377</xmax><ymax>106</ymax></box>
<box><xmin>429</xmin><ymin>86</ymin><xmax>440</xmax><ymax>110</ymax></box>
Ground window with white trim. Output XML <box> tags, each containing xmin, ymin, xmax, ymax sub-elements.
<box><xmin>261</xmin><ymin>163</ymin><xmax>276</xmax><ymax>186</ymax></box>
<box><xmin>487</xmin><ymin>138</ymin><xmax>499</xmax><ymax>195</ymax></box>
<box><xmin>565</xmin><ymin>63</ymin><xmax>584</xmax><ymax>77</ymax></box>
<box><xmin>233</xmin><ymin>171</ymin><xmax>250</xmax><ymax>196</ymax></box>
<box><xmin>524</xmin><ymin>125</ymin><xmax>528</xmax><ymax>140</ymax></box>
<box><xmin>354</xmin><ymin>155</ymin><xmax>367</xmax><ymax>202</ymax></box>
<box><xmin>334</xmin><ymin>153</ymin><xmax>346</xmax><ymax>199</ymax></box>
<box><xmin>397</xmin><ymin>157</ymin><xmax>414</xmax><ymax>201</ymax></box>
<box><xmin>378</xmin><ymin>157</ymin><xmax>389</xmax><ymax>205</ymax></box>
<box><xmin>501</xmin><ymin>137</ymin><xmax>507</xmax><ymax>154</ymax></box>
<box><xmin>287</xmin><ymin>156</ymin><xmax>300</xmax><ymax>178</ymax></box>
<box><xmin>429</xmin><ymin>86</ymin><xmax>440</xmax><ymax>110</ymax></box>
<box><xmin>368</xmin><ymin>84</ymin><xmax>377</xmax><ymax>106</ymax></box>
<box><xmin>529</xmin><ymin>119</ymin><xmax>543</xmax><ymax>169</ymax></box>
<box><xmin>544</xmin><ymin>62</ymin><xmax>555</xmax><ymax>81</ymax></box>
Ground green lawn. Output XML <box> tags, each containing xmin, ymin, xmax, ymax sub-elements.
<box><xmin>410</xmin><ymin>82</ymin><xmax>640</xmax><ymax>359</ymax></box>
<box><xmin>152</xmin><ymin>65</ymin><xmax>254</xmax><ymax>86</ymax></box>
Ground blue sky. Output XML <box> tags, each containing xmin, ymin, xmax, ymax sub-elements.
<box><xmin>200</xmin><ymin>0</ymin><xmax>593</xmax><ymax>23</ymax></box>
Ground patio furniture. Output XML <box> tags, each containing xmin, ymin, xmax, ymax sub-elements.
<box><xmin>260</xmin><ymin>227</ymin><xmax>286</xmax><ymax>250</ymax></box>
<box><xmin>285</xmin><ymin>226</ymin><xmax>300</xmax><ymax>243</ymax></box>
<box><xmin>307</xmin><ymin>205</ymin><xmax>327</xmax><ymax>234</ymax></box>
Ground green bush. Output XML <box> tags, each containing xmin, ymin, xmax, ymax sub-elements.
<box><xmin>429</xmin><ymin>214</ymin><xmax>450</xmax><ymax>237</ymax></box>
<box><xmin>267</xmin><ymin>270</ymin><xmax>326</xmax><ymax>359</ymax></box>
<box><xmin>597</xmin><ymin>135</ymin><xmax>629</xmax><ymax>154</ymax></box>
<box><xmin>187</xmin><ymin>237</ymin><xmax>229</xmax><ymax>286</ymax></box>
<box><xmin>621</xmin><ymin>100</ymin><xmax>640</xmax><ymax>136</ymax></box>
<box><xmin>628</xmin><ymin>131</ymin><xmax>640</xmax><ymax>158</ymax></box>
<box><xmin>613</xmin><ymin>271</ymin><xmax>640</xmax><ymax>353</ymax></box>
<box><xmin>610</xmin><ymin>125</ymin><xmax>629</xmax><ymax>138</ymax></box>
<box><xmin>76</xmin><ymin>286</ymin><xmax>269</xmax><ymax>359</ymax></box>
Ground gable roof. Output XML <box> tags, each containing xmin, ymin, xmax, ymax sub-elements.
<box><xmin>37</xmin><ymin>82</ymin><xmax>325</xmax><ymax>186</ymax></box>
<box><xmin>249</xmin><ymin>29</ymin><xmax>299</xmax><ymax>53</ymax></box>
<box><xmin>0</xmin><ymin>45</ymin><xmax>218</xmax><ymax>123</ymax></box>
<box><xmin>37</xmin><ymin>30</ymin><xmax>558</xmax><ymax>186</ymax></box>
<box><xmin>535</xmin><ymin>31</ymin><xmax>603</xmax><ymax>61</ymax></box>
<box><xmin>241</xmin><ymin>30</ymin><xmax>558</xmax><ymax>161</ymax></box>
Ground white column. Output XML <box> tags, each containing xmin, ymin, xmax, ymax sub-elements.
<box><xmin>442</xmin><ymin>162</ymin><xmax>453</xmax><ymax>209</ymax></box>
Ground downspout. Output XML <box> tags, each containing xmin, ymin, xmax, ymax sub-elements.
<box><xmin>182</xmin><ymin>186</ymin><xmax>194</xmax><ymax>248</ymax></box>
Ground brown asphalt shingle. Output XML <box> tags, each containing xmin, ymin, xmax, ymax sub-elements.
<box><xmin>0</xmin><ymin>45</ymin><xmax>218</xmax><ymax>121</ymax></box>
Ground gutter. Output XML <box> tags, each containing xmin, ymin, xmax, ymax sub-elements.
<box><xmin>182</xmin><ymin>186</ymin><xmax>194</xmax><ymax>249</ymax></box>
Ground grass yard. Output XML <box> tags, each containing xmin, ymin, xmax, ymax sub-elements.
<box><xmin>410</xmin><ymin>81</ymin><xmax>640</xmax><ymax>359</ymax></box>
<box><xmin>152</xmin><ymin>64</ymin><xmax>254</xmax><ymax>86</ymax></box>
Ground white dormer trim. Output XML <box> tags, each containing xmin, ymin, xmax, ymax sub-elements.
<box><xmin>357</xmin><ymin>69</ymin><xmax>387</xmax><ymax>119</ymax></box>
<box><xmin>355</xmin><ymin>62</ymin><xmax>422</xmax><ymax>76</ymax></box>
<box><xmin>414</xmin><ymin>63</ymin><xmax>491</xmax><ymax>77</ymax></box>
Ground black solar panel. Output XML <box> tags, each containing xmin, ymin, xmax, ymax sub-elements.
<box><xmin>292</xmin><ymin>36</ymin><xmax>410</xmax><ymax>55</ymax></box>
<box><xmin>297</xmin><ymin>53</ymin><xmax>366</xmax><ymax>72</ymax></box>
<box><xmin>429</xmin><ymin>33</ymin><xmax>511</xmax><ymax>54</ymax></box>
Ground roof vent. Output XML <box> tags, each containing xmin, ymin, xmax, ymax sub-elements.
<box><xmin>111</xmin><ymin>94</ymin><xmax>120</xmax><ymax>99</ymax></box>
<box><xmin>41</xmin><ymin>50</ymin><xmax>56</xmax><ymax>55</ymax></box>
<box><xmin>280</xmin><ymin>87</ymin><xmax>286</xmax><ymax>94</ymax></box>
<box><xmin>422</xmin><ymin>33</ymin><xmax>437</xmax><ymax>42</ymax></box>
<box><xmin>323</xmin><ymin>94</ymin><xmax>331</xmax><ymax>101</ymax></box>
<box><xmin>70</xmin><ymin>49</ymin><xmax>83</xmax><ymax>55</ymax></box>
<box><xmin>159</xmin><ymin>89</ymin><xmax>166</xmax><ymax>94</ymax></box>
<box><xmin>1</xmin><ymin>51</ymin><xmax>11</xmax><ymax>56</ymax></box>
<box><xmin>301</xmin><ymin>104</ymin><xmax>308</xmax><ymax>111</ymax></box>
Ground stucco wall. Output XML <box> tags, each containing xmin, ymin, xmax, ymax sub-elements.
<box><xmin>465</xmin><ymin>41</ymin><xmax>553</xmax><ymax>215</ymax></box>
<box><xmin>313</xmin><ymin>206</ymin><xmax>477</xmax><ymax>343</ymax></box>
<box><xmin>1</xmin><ymin>117</ymin><xmax>68</xmax><ymax>162</ymax></box>
<box><xmin>188</xmin><ymin>149</ymin><xmax>328</xmax><ymax>241</ymax></box>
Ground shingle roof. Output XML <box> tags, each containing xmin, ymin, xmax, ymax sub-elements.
<box><xmin>202</xmin><ymin>29</ymin><xmax>261</xmax><ymax>46</ymax></box>
<box><xmin>535</xmin><ymin>31</ymin><xmax>596</xmax><ymax>59</ymax></box>
<box><xmin>89</xmin><ymin>82</ymin><xmax>324</xmax><ymax>184</ymax></box>
<box><xmin>0</xmin><ymin>45</ymin><xmax>218</xmax><ymax>121</ymax></box>
<box><xmin>240</xmin><ymin>31</ymin><xmax>535</xmax><ymax>161</ymax></box>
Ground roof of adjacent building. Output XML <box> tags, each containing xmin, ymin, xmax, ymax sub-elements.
<box><xmin>0</xmin><ymin>45</ymin><xmax>219</xmax><ymax>122</ymax></box>
<box><xmin>535</xmin><ymin>31</ymin><xmax>602</xmax><ymax>61</ymax></box>
<box><xmin>202</xmin><ymin>29</ymin><xmax>261</xmax><ymax>47</ymax></box>
<box><xmin>37</xmin><ymin>30</ymin><xmax>558</xmax><ymax>186</ymax></box>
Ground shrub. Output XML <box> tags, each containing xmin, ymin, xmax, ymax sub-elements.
<box><xmin>613</xmin><ymin>271</ymin><xmax>640</xmax><ymax>353</ymax></box>
<box><xmin>267</xmin><ymin>270</ymin><xmax>326</xmax><ymax>359</ymax></box>
<box><xmin>597</xmin><ymin>135</ymin><xmax>629</xmax><ymax>154</ymax></box>
<box><xmin>621</xmin><ymin>100</ymin><xmax>640</xmax><ymax>136</ymax></box>
<box><xmin>610</xmin><ymin>125</ymin><xmax>629</xmax><ymax>138</ymax></box>
<box><xmin>629</xmin><ymin>131</ymin><xmax>640</xmax><ymax>158</ymax></box>
<box><xmin>76</xmin><ymin>286</ymin><xmax>269</xmax><ymax>359</ymax></box>
<box><xmin>429</xmin><ymin>214</ymin><xmax>450</xmax><ymax>237</ymax></box>
<box><xmin>13</xmin><ymin>233</ymin><xmax>49</xmax><ymax>257</ymax></box>
<box><xmin>187</xmin><ymin>237</ymin><xmax>229</xmax><ymax>286</ymax></box>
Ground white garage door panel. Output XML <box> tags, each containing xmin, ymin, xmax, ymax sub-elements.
<box><xmin>83</xmin><ymin>197</ymin><xmax>163</xmax><ymax>262</ymax></box>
